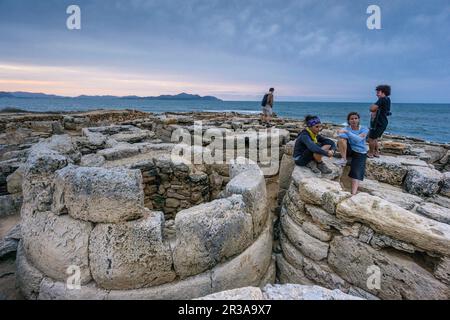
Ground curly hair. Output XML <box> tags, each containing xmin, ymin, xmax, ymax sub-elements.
<box><xmin>376</xmin><ymin>85</ymin><xmax>391</xmax><ymax>96</ymax></box>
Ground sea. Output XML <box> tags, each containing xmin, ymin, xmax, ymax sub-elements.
<box><xmin>0</xmin><ymin>97</ymin><xmax>449</xmax><ymax>144</ymax></box>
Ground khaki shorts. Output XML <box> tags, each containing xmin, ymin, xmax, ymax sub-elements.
<box><xmin>262</xmin><ymin>105</ymin><xmax>273</xmax><ymax>116</ymax></box>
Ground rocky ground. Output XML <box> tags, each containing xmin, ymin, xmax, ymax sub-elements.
<box><xmin>0</xmin><ymin>109</ymin><xmax>448</xmax><ymax>300</ymax></box>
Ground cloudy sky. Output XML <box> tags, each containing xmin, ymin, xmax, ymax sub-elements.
<box><xmin>0</xmin><ymin>0</ymin><xmax>449</xmax><ymax>102</ymax></box>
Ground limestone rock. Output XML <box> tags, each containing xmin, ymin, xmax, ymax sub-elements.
<box><xmin>276</xmin><ymin>254</ymin><xmax>313</xmax><ymax>285</ymax></box>
<box><xmin>197</xmin><ymin>287</ymin><xmax>264</xmax><ymax>300</ymax></box>
<box><xmin>336</xmin><ymin>193</ymin><xmax>450</xmax><ymax>256</ymax></box>
<box><xmin>262</xmin><ymin>284</ymin><xmax>362</xmax><ymax>300</ymax></box>
<box><xmin>38</xmin><ymin>278</ymin><xmax>108</xmax><ymax>300</ymax></box>
<box><xmin>278</xmin><ymin>154</ymin><xmax>295</xmax><ymax>191</ymax></box>
<box><xmin>0</xmin><ymin>194</ymin><xmax>22</xmax><ymax>217</ymax></box>
<box><xmin>107</xmin><ymin>272</ymin><xmax>211</xmax><ymax>300</ymax></box>
<box><xmin>21</xmin><ymin>210</ymin><xmax>93</xmax><ymax>285</ymax></box>
<box><xmin>404</xmin><ymin>166</ymin><xmax>443</xmax><ymax>197</ymax></box>
<box><xmin>297</xmin><ymin>177</ymin><xmax>344</xmax><ymax>208</ymax></box>
<box><xmin>89</xmin><ymin>211</ymin><xmax>175</xmax><ymax>290</ymax></box>
<box><xmin>366</xmin><ymin>156</ymin><xmax>408</xmax><ymax>185</ymax></box>
<box><xmin>16</xmin><ymin>241</ymin><xmax>44</xmax><ymax>300</ymax></box>
<box><xmin>80</xmin><ymin>154</ymin><xmax>105</xmax><ymax>167</ymax></box>
<box><xmin>211</xmin><ymin>223</ymin><xmax>272</xmax><ymax>292</ymax></box>
<box><xmin>328</xmin><ymin>236</ymin><xmax>450</xmax><ymax>300</ymax></box>
<box><xmin>173</xmin><ymin>195</ymin><xmax>253</xmax><ymax>278</ymax></box>
<box><xmin>229</xmin><ymin>157</ymin><xmax>260</xmax><ymax>179</ymax></box>
<box><xmin>301</xmin><ymin>221</ymin><xmax>332</xmax><ymax>242</ymax></box>
<box><xmin>434</xmin><ymin>257</ymin><xmax>450</xmax><ymax>285</ymax></box>
<box><xmin>52</xmin><ymin>166</ymin><xmax>144</xmax><ymax>223</ymax></box>
<box><xmin>440</xmin><ymin>172</ymin><xmax>450</xmax><ymax>197</ymax></box>
<box><xmin>6</xmin><ymin>166</ymin><xmax>24</xmax><ymax>194</ymax></box>
<box><xmin>225</xmin><ymin>170</ymin><xmax>268</xmax><ymax>238</ymax></box>
<box><xmin>98</xmin><ymin>143</ymin><xmax>140</xmax><ymax>160</ymax></box>
<box><xmin>280</xmin><ymin>211</ymin><xmax>329</xmax><ymax>261</ymax></box>
<box><xmin>416</xmin><ymin>202</ymin><xmax>450</xmax><ymax>224</ymax></box>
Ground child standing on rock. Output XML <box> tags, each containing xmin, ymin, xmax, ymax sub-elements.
<box><xmin>368</xmin><ymin>85</ymin><xmax>392</xmax><ymax>158</ymax></box>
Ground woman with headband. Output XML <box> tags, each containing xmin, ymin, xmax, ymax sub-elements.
<box><xmin>293</xmin><ymin>115</ymin><xmax>336</xmax><ymax>174</ymax></box>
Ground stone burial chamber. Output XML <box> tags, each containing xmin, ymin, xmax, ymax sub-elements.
<box><xmin>16</xmin><ymin>133</ymin><xmax>275</xmax><ymax>300</ymax></box>
<box><xmin>276</xmin><ymin>154</ymin><xmax>450</xmax><ymax>300</ymax></box>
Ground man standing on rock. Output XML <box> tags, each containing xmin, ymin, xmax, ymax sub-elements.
<box><xmin>261</xmin><ymin>88</ymin><xmax>274</xmax><ymax>127</ymax></box>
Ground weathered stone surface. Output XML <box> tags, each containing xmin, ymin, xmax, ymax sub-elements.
<box><xmin>440</xmin><ymin>172</ymin><xmax>450</xmax><ymax>197</ymax></box>
<box><xmin>52</xmin><ymin>166</ymin><xmax>144</xmax><ymax>223</ymax></box>
<box><xmin>370</xmin><ymin>189</ymin><xmax>423</xmax><ymax>211</ymax></box>
<box><xmin>305</xmin><ymin>204</ymin><xmax>347</xmax><ymax>231</ymax></box>
<box><xmin>21</xmin><ymin>210</ymin><xmax>92</xmax><ymax>285</ymax></box>
<box><xmin>263</xmin><ymin>284</ymin><xmax>362</xmax><ymax>300</ymax></box>
<box><xmin>366</xmin><ymin>156</ymin><xmax>408</xmax><ymax>185</ymax></box>
<box><xmin>279</xmin><ymin>232</ymin><xmax>347</xmax><ymax>291</ymax></box>
<box><xmin>211</xmin><ymin>223</ymin><xmax>272</xmax><ymax>292</ymax></box>
<box><xmin>225</xmin><ymin>170</ymin><xmax>268</xmax><ymax>238</ymax></box>
<box><xmin>301</xmin><ymin>221</ymin><xmax>332</xmax><ymax>242</ymax></box>
<box><xmin>276</xmin><ymin>254</ymin><xmax>313</xmax><ymax>285</ymax></box>
<box><xmin>25</xmin><ymin>143</ymin><xmax>69</xmax><ymax>175</ymax></box>
<box><xmin>89</xmin><ymin>211</ymin><xmax>175</xmax><ymax>290</ymax></box>
<box><xmin>98</xmin><ymin>143</ymin><xmax>140</xmax><ymax>160</ymax></box>
<box><xmin>174</xmin><ymin>195</ymin><xmax>253</xmax><ymax>278</ymax></box>
<box><xmin>80</xmin><ymin>153</ymin><xmax>105</xmax><ymax>167</ymax></box>
<box><xmin>416</xmin><ymin>202</ymin><xmax>450</xmax><ymax>224</ymax></box>
<box><xmin>198</xmin><ymin>287</ymin><xmax>264</xmax><ymax>300</ymax></box>
<box><xmin>404</xmin><ymin>166</ymin><xmax>443</xmax><ymax>197</ymax></box>
<box><xmin>38</xmin><ymin>278</ymin><xmax>108</xmax><ymax>300</ymax></box>
<box><xmin>428</xmin><ymin>195</ymin><xmax>450</xmax><ymax>209</ymax></box>
<box><xmin>347</xmin><ymin>287</ymin><xmax>380</xmax><ymax>300</ymax></box>
<box><xmin>6</xmin><ymin>166</ymin><xmax>24</xmax><ymax>194</ymax></box>
<box><xmin>369</xmin><ymin>233</ymin><xmax>416</xmax><ymax>253</ymax></box>
<box><xmin>259</xmin><ymin>256</ymin><xmax>276</xmax><ymax>287</ymax></box>
<box><xmin>229</xmin><ymin>157</ymin><xmax>260</xmax><ymax>179</ymax></box>
<box><xmin>297</xmin><ymin>178</ymin><xmax>344</xmax><ymax>209</ymax></box>
<box><xmin>336</xmin><ymin>193</ymin><xmax>450</xmax><ymax>256</ymax></box>
<box><xmin>0</xmin><ymin>194</ymin><xmax>22</xmax><ymax>217</ymax></box>
<box><xmin>107</xmin><ymin>272</ymin><xmax>212</xmax><ymax>300</ymax></box>
<box><xmin>111</xmin><ymin>130</ymin><xmax>153</xmax><ymax>143</ymax></box>
<box><xmin>381</xmin><ymin>141</ymin><xmax>411</xmax><ymax>155</ymax></box>
<box><xmin>278</xmin><ymin>154</ymin><xmax>295</xmax><ymax>191</ymax></box>
<box><xmin>328</xmin><ymin>236</ymin><xmax>450</xmax><ymax>300</ymax></box>
<box><xmin>291</xmin><ymin>166</ymin><xmax>317</xmax><ymax>188</ymax></box>
<box><xmin>16</xmin><ymin>241</ymin><xmax>44</xmax><ymax>300</ymax></box>
<box><xmin>82</xmin><ymin>128</ymin><xmax>107</xmax><ymax>147</ymax></box>
<box><xmin>434</xmin><ymin>257</ymin><xmax>450</xmax><ymax>285</ymax></box>
<box><xmin>280</xmin><ymin>212</ymin><xmax>329</xmax><ymax>261</ymax></box>
<box><xmin>0</xmin><ymin>238</ymin><xmax>18</xmax><ymax>259</ymax></box>
<box><xmin>283</xmin><ymin>185</ymin><xmax>308</xmax><ymax>226</ymax></box>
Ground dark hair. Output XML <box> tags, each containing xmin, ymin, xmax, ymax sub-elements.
<box><xmin>376</xmin><ymin>85</ymin><xmax>391</xmax><ymax>96</ymax></box>
<box><xmin>347</xmin><ymin>112</ymin><xmax>360</xmax><ymax>125</ymax></box>
<box><xmin>304</xmin><ymin>115</ymin><xmax>318</xmax><ymax>123</ymax></box>
<box><xmin>269</xmin><ymin>88</ymin><xmax>274</xmax><ymax>92</ymax></box>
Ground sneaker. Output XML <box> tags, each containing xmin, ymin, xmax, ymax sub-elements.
<box><xmin>317</xmin><ymin>162</ymin><xmax>332</xmax><ymax>174</ymax></box>
<box><xmin>334</xmin><ymin>158</ymin><xmax>347</xmax><ymax>167</ymax></box>
<box><xmin>306</xmin><ymin>161</ymin><xmax>320</xmax><ymax>174</ymax></box>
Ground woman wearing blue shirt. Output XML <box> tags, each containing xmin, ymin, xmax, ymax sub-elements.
<box><xmin>335</xmin><ymin>112</ymin><xmax>369</xmax><ymax>195</ymax></box>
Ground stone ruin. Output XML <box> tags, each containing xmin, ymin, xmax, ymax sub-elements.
<box><xmin>276</xmin><ymin>140</ymin><xmax>450</xmax><ymax>300</ymax></box>
<box><xmin>13</xmin><ymin>120</ymin><xmax>290</xmax><ymax>299</ymax></box>
<box><xmin>1</xmin><ymin>110</ymin><xmax>450</xmax><ymax>300</ymax></box>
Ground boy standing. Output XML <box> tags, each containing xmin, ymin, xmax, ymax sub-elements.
<box><xmin>368</xmin><ymin>85</ymin><xmax>391</xmax><ymax>157</ymax></box>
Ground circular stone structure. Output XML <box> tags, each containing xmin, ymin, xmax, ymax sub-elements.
<box><xmin>16</xmin><ymin>129</ymin><xmax>276</xmax><ymax>300</ymax></box>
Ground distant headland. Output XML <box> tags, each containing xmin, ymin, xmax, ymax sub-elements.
<box><xmin>0</xmin><ymin>91</ymin><xmax>222</xmax><ymax>101</ymax></box>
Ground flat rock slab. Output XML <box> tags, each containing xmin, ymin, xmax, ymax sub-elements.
<box><xmin>337</xmin><ymin>193</ymin><xmax>450</xmax><ymax>256</ymax></box>
<box><xmin>53</xmin><ymin>165</ymin><xmax>144</xmax><ymax>223</ymax></box>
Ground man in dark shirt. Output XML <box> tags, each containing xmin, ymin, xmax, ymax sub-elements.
<box><xmin>368</xmin><ymin>85</ymin><xmax>391</xmax><ymax>157</ymax></box>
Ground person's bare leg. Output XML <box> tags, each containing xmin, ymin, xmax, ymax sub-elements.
<box><xmin>351</xmin><ymin>179</ymin><xmax>359</xmax><ymax>195</ymax></box>
<box><xmin>338</xmin><ymin>139</ymin><xmax>348</xmax><ymax>161</ymax></box>
<box><xmin>313</xmin><ymin>145</ymin><xmax>331</xmax><ymax>163</ymax></box>
<box><xmin>368</xmin><ymin>138</ymin><xmax>375</xmax><ymax>157</ymax></box>
<box><xmin>374</xmin><ymin>138</ymin><xmax>380</xmax><ymax>156</ymax></box>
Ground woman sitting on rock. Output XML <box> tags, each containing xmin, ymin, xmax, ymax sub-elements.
<box><xmin>293</xmin><ymin>115</ymin><xmax>336</xmax><ymax>174</ymax></box>
<box><xmin>335</xmin><ymin>112</ymin><xmax>369</xmax><ymax>195</ymax></box>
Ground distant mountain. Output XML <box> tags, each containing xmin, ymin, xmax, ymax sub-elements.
<box><xmin>121</xmin><ymin>93</ymin><xmax>222</xmax><ymax>101</ymax></box>
<box><xmin>0</xmin><ymin>91</ymin><xmax>222</xmax><ymax>101</ymax></box>
<box><xmin>0</xmin><ymin>92</ymin><xmax>15</xmax><ymax>98</ymax></box>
